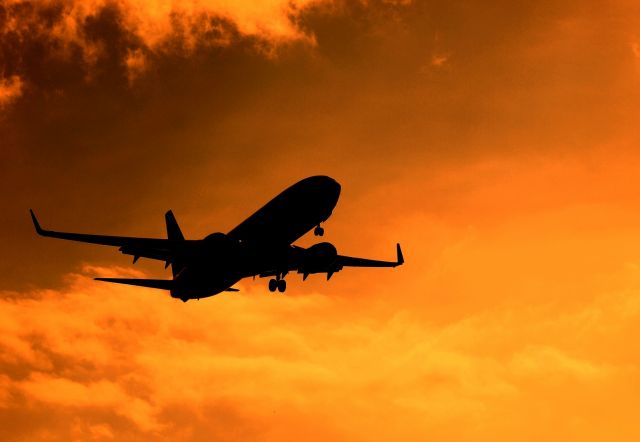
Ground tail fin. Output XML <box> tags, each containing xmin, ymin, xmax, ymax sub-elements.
<box><xmin>165</xmin><ymin>210</ymin><xmax>185</xmax><ymax>276</ymax></box>
<box><xmin>165</xmin><ymin>210</ymin><xmax>184</xmax><ymax>241</ymax></box>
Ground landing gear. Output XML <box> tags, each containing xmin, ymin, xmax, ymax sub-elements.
<box><xmin>314</xmin><ymin>225</ymin><xmax>324</xmax><ymax>237</ymax></box>
<box><xmin>268</xmin><ymin>277</ymin><xmax>287</xmax><ymax>293</ymax></box>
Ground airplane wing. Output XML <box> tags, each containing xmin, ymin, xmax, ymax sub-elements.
<box><xmin>29</xmin><ymin>210</ymin><xmax>195</xmax><ymax>263</ymax></box>
<box><xmin>296</xmin><ymin>243</ymin><xmax>403</xmax><ymax>280</ymax></box>
<box><xmin>335</xmin><ymin>243</ymin><xmax>404</xmax><ymax>268</ymax></box>
<box><xmin>262</xmin><ymin>243</ymin><xmax>404</xmax><ymax>280</ymax></box>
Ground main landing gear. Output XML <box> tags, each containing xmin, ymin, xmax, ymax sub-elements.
<box><xmin>314</xmin><ymin>224</ymin><xmax>324</xmax><ymax>237</ymax></box>
<box><xmin>268</xmin><ymin>276</ymin><xmax>287</xmax><ymax>293</ymax></box>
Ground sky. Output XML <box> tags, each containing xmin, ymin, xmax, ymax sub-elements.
<box><xmin>2</xmin><ymin>0</ymin><xmax>640</xmax><ymax>440</ymax></box>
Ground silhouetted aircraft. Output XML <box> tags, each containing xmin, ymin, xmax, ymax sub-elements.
<box><xmin>30</xmin><ymin>176</ymin><xmax>403</xmax><ymax>302</ymax></box>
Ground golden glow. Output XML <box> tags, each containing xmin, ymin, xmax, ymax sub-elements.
<box><xmin>2</xmin><ymin>0</ymin><xmax>640</xmax><ymax>440</ymax></box>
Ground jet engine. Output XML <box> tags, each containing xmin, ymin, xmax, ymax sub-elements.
<box><xmin>201</xmin><ymin>232</ymin><xmax>242</xmax><ymax>262</ymax></box>
<box><xmin>301</xmin><ymin>242</ymin><xmax>338</xmax><ymax>274</ymax></box>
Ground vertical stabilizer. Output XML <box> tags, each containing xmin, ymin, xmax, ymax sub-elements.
<box><xmin>165</xmin><ymin>210</ymin><xmax>185</xmax><ymax>276</ymax></box>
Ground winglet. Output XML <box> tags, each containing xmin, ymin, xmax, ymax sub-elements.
<box><xmin>30</xmin><ymin>209</ymin><xmax>45</xmax><ymax>235</ymax></box>
<box><xmin>396</xmin><ymin>243</ymin><xmax>404</xmax><ymax>266</ymax></box>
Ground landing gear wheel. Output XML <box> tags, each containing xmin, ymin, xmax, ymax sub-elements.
<box><xmin>277</xmin><ymin>279</ymin><xmax>287</xmax><ymax>293</ymax></box>
<box><xmin>268</xmin><ymin>279</ymin><xmax>277</xmax><ymax>292</ymax></box>
<box><xmin>314</xmin><ymin>226</ymin><xmax>324</xmax><ymax>237</ymax></box>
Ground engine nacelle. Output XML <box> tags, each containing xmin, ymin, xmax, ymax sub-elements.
<box><xmin>301</xmin><ymin>242</ymin><xmax>338</xmax><ymax>273</ymax></box>
<box><xmin>203</xmin><ymin>232</ymin><xmax>229</xmax><ymax>242</ymax></box>
<box><xmin>201</xmin><ymin>232</ymin><xmax>241</xmax><ymax>262</ymax></box>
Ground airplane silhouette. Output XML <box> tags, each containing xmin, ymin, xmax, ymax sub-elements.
<box><xmin>30</xmin><ymin>176</ymin><xmax>403</xmax><ymax>301</ymax></box>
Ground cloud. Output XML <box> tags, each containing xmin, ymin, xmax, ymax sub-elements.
<box><xmin>0</xmin><ymin>75</ymin><xmax>23</xmax><ymax>107</ymax></box>
<box><xmin>1</xmin><ymin>264</ymin><xmax>639</xmax><ymax>440</ymax></box>
<box><xmin>18</xmin><ymin>374</ymin><xmax>159</xmax><ymax>431</ymax></box>
<box><xmin>2</xmin><ymin>0</ymin><xmax>316</xmax><ymax>52</ymax></box>
<box><xmin>0</xmin><ymin>0</ymin><xmax>318</xmax><ymax>77</ymax></box>
<box><xmin>0</xmin><ymin>0</ymin><xmax>323</xmax><ymax>109</ymax></box>
<box><xmin>510</xmin><ymin>345</ymin><xmax>610</xmax><ymax>380</ymax></box>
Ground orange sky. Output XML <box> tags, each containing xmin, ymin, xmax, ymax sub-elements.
<box><xmin>2</xmin><ymin>0</ymin><xmax>640</xmax><ymax>440</ymax></box>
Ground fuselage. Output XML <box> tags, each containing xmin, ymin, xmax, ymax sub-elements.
<box><xmin>170</xmin><ymin>176</ymin><xmax>341</xmax><ymax>300</ymax></box>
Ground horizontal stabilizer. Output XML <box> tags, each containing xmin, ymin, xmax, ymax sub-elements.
<box><xmin>95</xmin><ymin>278</ymin><xmax>173</xmax><ymax>291</ymax></box>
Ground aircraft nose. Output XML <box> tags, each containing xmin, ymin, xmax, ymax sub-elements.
<box><xmin>330</xmin><ymin>179</ymin><xmax>341</xmax><ymax>200</ymax></box>
<box><xmin>321</xmin><ymin>176</ymin><xmax>341</xmax><ymax>202</ymax></box>
<box><xmin>304</xmin><ymin>175</ymin><xmax>340</xmax><ymax>195</ymax></box>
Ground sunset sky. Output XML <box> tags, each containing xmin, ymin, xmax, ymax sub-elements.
<box><xmin>2</xmin><ymin>0</ymin><xmax>640</xmax><ymax>440</ymax></box>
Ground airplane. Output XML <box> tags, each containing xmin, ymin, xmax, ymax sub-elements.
<box><xmin>30</xmin><ymin>176</ymin><xmax>403</xmax><ymax>302</ymax></box>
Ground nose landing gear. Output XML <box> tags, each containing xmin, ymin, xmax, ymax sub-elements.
<box><xmin>314</xmin><ymin>225</ymin><xmax>324</xmax><ymax>237</ymax></box>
